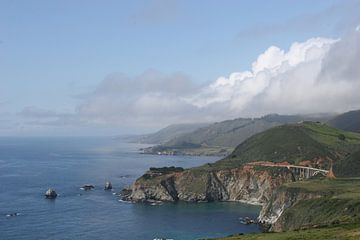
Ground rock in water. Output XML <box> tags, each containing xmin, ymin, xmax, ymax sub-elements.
<box><xmin>104</xmin><ymin>181</ymin><xmax>112</xmax><ymax>190</ymax></box>
<box><xmin>81</xmin><ymin>184</ymin><xmax>95</xmax><ymax>191</ymax></box>
<box><xmin>6</xmin><ymin>212</ymin><xmax>21</xmax><ymax>217</ymax></box>
<box><xmin>45</xmin><ymin>188</ymin><xmax>57</xmax><ymax>199</ymax></box>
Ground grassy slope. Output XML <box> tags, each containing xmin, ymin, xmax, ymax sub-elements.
<box><xmin>334</xmin><ymin>150</ymin><xmax>360</xmax><ymax>177</ymax></box>
<box><xmin>276</xmin><ymin>179</ymin><xmax>360</xmax><ymax>230</ymax></box>
<box><xmin>213</xmin><ymin>178</ymin><xmax>360</xmax><ymax>240</ymax></box>
<box><xmin>148</xmin><ymin>114</ymin><xmax>333</xmax><ymax>155</ymax></box>
<box><xmin>209</xmin><ymin>122</ymin><xmax>360</xmax><ymax>170</ymax></box>
<box><xmin>212</xmin><ymin>223</ymin><xmax>360</xmax><ymax>240</ymax></box>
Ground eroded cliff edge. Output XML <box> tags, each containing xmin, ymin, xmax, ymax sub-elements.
<box><xmin>120</xmin><ymin>166</ymin><xmax>299</xmax><ymax>230</ymax></box>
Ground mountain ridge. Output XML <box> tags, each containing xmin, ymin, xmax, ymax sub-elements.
<box><xmin>144</xmin><ymin>113</ymin><xmax>335</xmax><ymax>156</ymax></box>
<box><xmin>328</xmin><ymin>109</ymin><xmax>360</xmax><ymax>132</ymax></box>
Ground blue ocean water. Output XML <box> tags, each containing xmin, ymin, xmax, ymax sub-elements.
<box><xmin>0</xmin><ymin>137</ymin><xmax>260</xmax><ymax>240</ymax></box>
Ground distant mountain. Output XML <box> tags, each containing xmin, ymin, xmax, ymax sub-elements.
<box><xmin>328</xmin><ymin>109</ymin><xmax>360</xmax><ymax>132</ymax></box>
<box><xmin>145</xmin><ymin>114</ymin><xmax>335</xmax><ymax>156</ymax></box>
<box><xmin>126</xmin><ymin>123</ymin><xmax>211</xmax><ymax>144</ymax></box>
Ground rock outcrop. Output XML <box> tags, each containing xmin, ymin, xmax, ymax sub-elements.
<box><xmin>104</xmin><ymin>181</ymin><xmax>112</xmax><ymax>190</ymax></box>
<box><xmin>45</xmin><ymin>188</ymin><xmax>58</xmax><ymax>199</ymax></box>
<box><xmin>120</xmin><ymin>166</ymin><xmax>335</xmax><ymax>231</ymax></box>
<box><xmin>258</xmin><ymin>186</ymin><xmax>322</xmax><ymax>231</ymax></box>
<box><xmin>121</xmin><ymin>166</ymin><xmax>294</xmax><ymax>206</ymax></box>
<box><xmin>81</xmin><ymin>184</ymin><xmax>95</xmax><ymax>191</ymax></box>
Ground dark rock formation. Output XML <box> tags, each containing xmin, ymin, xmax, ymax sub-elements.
<box><xmin>81</xmin><ymin>184</ymin><xmax>95</xmax><ymax>191</ymax></box>
<box><xmin>45</xmin><ymin>188</ymin><xmax>58</xmax><ymax>199</ymax></box>
<box><xmin>5</xmin><ymin>212</ymin><xmax>21</xmax><ymax>217</ymax></box>
<box><xmin>104</xmin><ymin>181</ymin><xmax>112</xmax><ymax>190</ymax></box>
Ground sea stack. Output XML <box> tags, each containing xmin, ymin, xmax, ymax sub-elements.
<box><xmin>104</xmin><ymin>181</ymin><xmax>112</xmax><ymax>190</ymax></box>
<box><xmin>45</xmin><ymin>188</ymin><xmax>57</xmax><ymax>199</ymax></box>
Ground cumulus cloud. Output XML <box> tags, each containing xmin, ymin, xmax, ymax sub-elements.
<box><xmin>17</xmin><ymin>28</ymin><xmax>360</xmax><ymax>131</ymax></box>
<box><xmin>187</xmin><ymin>37</ymin><xmax>339</xmax><ymax>116</ymax></box>
<box><xmin>73</xmin><ymin>29</ymin><xmax>360</xmax><ymax>128</ymax></box>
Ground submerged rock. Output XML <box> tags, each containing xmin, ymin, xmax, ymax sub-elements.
<box><xmin>6</xmin><ymin>212</ymin><xmax>21</xmax><ymax>217</ymax></box>
<box><xmin>81</xmin><ymin>184</ymin><xmax>95</xmax><ymax>191</ymax></box>
<box><xmin>45</xmin><ymin>188</ymin><xmax>58</xmax><ymax>199</ymax></box>
<box><xmin>104</xmin><ymin>181</ymin><xmax>112</xmax><ymax>190</ymax></box>
<box><xmin>239</xmin><ymin>217</ymin><xmax>257</xmax><ymax>225</ymax></box>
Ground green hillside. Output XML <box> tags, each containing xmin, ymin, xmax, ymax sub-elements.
<box><xmin>213</xmin><ymin>178</ymin><xmax>360</xmax><ymax>240</ymax></box>
<box><xmin>210</xmin><ymin>122</ymin><xmax>360</xmax><ymax>171</ymax></box>
<box><xmin>334</xmin><ymin>150</ymin><xmax>360</xmax><ymax>177</ymax></box>
<box><xmin>212</xmin><ymin>223</ymin><xmax>360</xmax><ymax>240</ymax></box>
<box><xmin>146</xmin><ymin>114</ymin><xmax>333</xmax><ymax>156</ymax></box>
<box><xmin>328</xmin><ymin>109</ymin><xmax>360</xmax><ymax>132</ymax></box>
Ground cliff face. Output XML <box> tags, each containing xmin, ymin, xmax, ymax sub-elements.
<box><xmin>258</xmin><ymin>187</ymin><xmax>322</xmax><ymax>230</ymax></box>
<box><xmin>121</xmin><ymin>166</ymin><xmax>294</xmax><ymax>206</ymax></box>
<box><xmin>261</xmin><ymin>179</ymin><xmax>360</xmax><ymax>232</ymax></box>
<box><xmin>121</xmin><ymin>167</ymin><xmax>360</xmax><ymax>232</ymax></box>
<box><xmin>266</xmin><ymin>191</ymin><xmax>322</xmax><ymax>232</ymax></box>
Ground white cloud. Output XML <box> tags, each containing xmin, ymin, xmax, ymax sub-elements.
<box><xmin>15</xmin><ymin>29</ymin><xmax>360</xmax><ymax>131</ymax></box>
<box><xmin>187</xmin><ymin>37</ymin><xmax>338</xmax><ymax>117</ymax></box>
<box><xmin>76</xmin><ymin>30</ymin><xmax>360</xmax><ymax>128</ymax></box>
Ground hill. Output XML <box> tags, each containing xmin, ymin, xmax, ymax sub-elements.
<box><xmin>213</xmin><ymin>223</ymin><xmax>360</xmax><ymax>240</ymax></box>
<box><xmin>145</xmin><ymin>114</ymin><xmax>334</xmax><ymax>156</ymax></box>
<box><xmin>213</xmin><ymin>178</ymin><xmax>360</xmax><ymax>240</ymax></box>
<box><xmin>124</xmin><ymin>123</ymin><xmax>210</xmax><ymax>144</ymax></box>
<box><xmin>122</xmin><ymin>122</ymin><xmax>360</xmax><ymax>238</ymax></box>
<box><xmin>212</xmin><ymin>122</ymin><xmax>360</xmax><ymax>171</ymax></box>
<box><xmin>328</xmin><ymin>109</ymin><xmax>360</xmax><ymax>132</ymax></box>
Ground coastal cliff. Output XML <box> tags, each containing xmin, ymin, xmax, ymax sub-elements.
<box><xmin>258</xmin><ymin>185</ymin><xmax>322</xmax><ymax>230</ymax></box>
<box><xmin>121</xmin><ymin>166</ymin><xmax>294</xmax><ymax>203</ymax></box>
<box><xmin>121</xmin><ymin>166</ymin><xmax>295</xmax><ymax>222</ymax></box>
<box><xmin>122</xmin><ymin>123</ymin><xmax>360</xmax><ymax>232</ymax></box>
<box><xmin>263</xmin><ymin>179</ymin><xmax>360</xmax><ymax>232</ymax></box>
<box><xmin>121</xmin><ymin>168</ymin><xmax>360</xmax><ymax>233</ymax></box>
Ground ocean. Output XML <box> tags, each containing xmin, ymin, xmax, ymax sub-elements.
<box><xmin>0</xmin><ymin>137</ymin><xmax>260</xmax><ymax>240</ymax></box>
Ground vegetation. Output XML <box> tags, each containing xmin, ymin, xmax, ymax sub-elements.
<box><xmin>211</xmin><ymin>178</ymin><xmax>360</xmax><ymax>240</ymax></box>
<box><xmin>209</xmin><ymin>122</ymin><xmax>360</xmax><ymax>170</ymax></box>
<box><xmin>149</xmin><ymin>166</ymin><xmax>184</xmax><ymax>173</ymax></box>
<box><xmin>147</xmin><ymin>145</ymin><xmax>234</xmax><ymax>156</ymax></box>
<box><xmin>144</xmin><ymin>114</ymin><xmax>333</xmax><ymax>156</ymax></box>
<box><xmin>211</xmin><ymin>223</ymin><xmax>360</xmax><ymax>240</ymax></box>
<box><xmin>334</xmin><ymin>150</ymin><xmax>360</xmax><ymax>177</ymax></box>
<box><xmin>276</xmin><ymin>178</ymin><xmax>360</xmax><ymax>230</ymax></box>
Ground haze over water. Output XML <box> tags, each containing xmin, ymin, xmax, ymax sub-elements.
<box><xmin>0</xmin><ymin>137</ymin><xmax>260</xmax><ymax>240</ymax></box>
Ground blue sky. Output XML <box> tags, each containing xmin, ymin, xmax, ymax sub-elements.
<box><xmin>1</xmin><ymin>0</ymin><xmax>360</xmax><ymax>136</ymax></box>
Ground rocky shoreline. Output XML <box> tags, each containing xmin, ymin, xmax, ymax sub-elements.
<box><xmin>119</xmin><ymin>165</ymin><xmax>308</xmax><ymax>231</ymax></box>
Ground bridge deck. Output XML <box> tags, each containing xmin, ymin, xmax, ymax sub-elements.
<box><xmin>247</xmin><ymin>162</ymin><xmax>329</xmax><ymax>173</ymax></box>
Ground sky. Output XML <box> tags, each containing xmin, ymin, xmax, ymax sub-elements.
<box><xmin>1</xmin><ymin>0</ymin><xmax>360</xmax><ymax>136</ymax></box>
